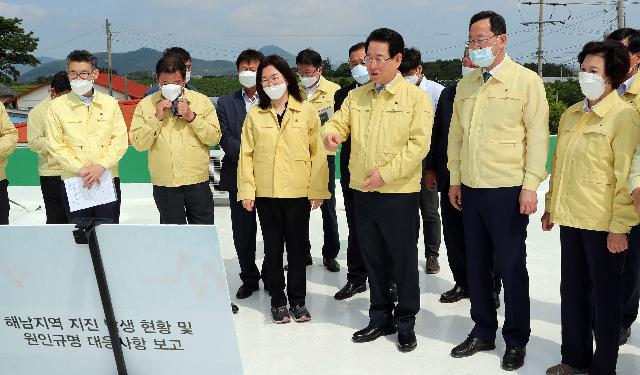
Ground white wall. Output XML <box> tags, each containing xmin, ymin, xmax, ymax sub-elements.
<box><xmin>16</xmin><ymin>86</ymin><xmax>48</xmax><ymax>110</ymax></box>
<box><xmin>17</xmin><ymin>85</ymin><xmax>128</xmax><ymax>111</ymax></box>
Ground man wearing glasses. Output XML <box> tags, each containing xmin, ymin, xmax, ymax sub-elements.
<box><xmin>45</xmin><ymin>50</ymin><xmax>128</xmax><ymax>223</ymax></box>
<box><xmin>323</xmin><ymin>28</ymin><xmax>433</xmax><ymax>353</ymax></box>
<box><xmin>447</xmin><ymin>11</ymin><xmax>549</xmax><ymax>371</ymax></box>
<box><xmin>296</xmin><ymin>48</ymin><xmax>342</xmax><ymax>273</ymax></box>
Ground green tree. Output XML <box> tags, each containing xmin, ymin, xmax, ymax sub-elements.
<box><xmin>35</xmin><ymin>75</ymin><xmax>52</xmax><ymax>84</ymax></box>
<box><xmin>424</xmin><ymin>59</ymin><xmax>463</xmax><ymax>82</ymax></box>
<box><xmin>333</xmin><ymin>62</ymin><xmax>351</xmax><ymax>78</ymax></box>
<box><xmin>321</xmin><ymin>58</ymin><xmax>334</xmax><ymax>77</ymax></box>
<box><xmin>523</xmin><ymin>63</ymin><xmax>576</xmax><ymax>78</ymax></box>
<box><xmin>0</xmin><ymin>17</ymin><xmax>39</xmax><ymax>82</ymax></box>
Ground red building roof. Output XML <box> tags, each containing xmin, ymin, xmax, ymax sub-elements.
<box><xmin>16</xmin><ymin>74</ymin><xmax>150</xmax><ymax>101</ymax></box>
<box><xmin>94</xmin><ymin>74</ymin><xmax>149</xmax><ymax>99</ymax></box>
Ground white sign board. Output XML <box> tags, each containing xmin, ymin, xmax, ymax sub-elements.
<box><xmin>0</xmin><ymin>225</ymin><xmax>243</xmax><ymax>375</ymax></box>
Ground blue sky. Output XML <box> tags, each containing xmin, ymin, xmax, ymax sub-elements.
<box><xmin>5</xmin><ymin>0</ymin><xmax>639</xmax><ymax>69</ymax></box>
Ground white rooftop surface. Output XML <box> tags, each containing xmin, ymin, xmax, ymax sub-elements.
<box><xmin>6</xmin><ymin>181</ymin><xmax>640</xmax><ymax>374</ymax></box>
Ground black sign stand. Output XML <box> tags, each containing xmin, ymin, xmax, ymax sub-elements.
<box><xmin>73</xmin><ymin>219</ymin><xmax>128</xmax><ymax>375</ymax></box>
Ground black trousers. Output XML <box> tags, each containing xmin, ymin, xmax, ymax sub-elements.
<box><xmin>419</xmin><ymin>186</ymin><xmax>441</xmax><ymax>258</ymax></box>
<box><xmin>441</xmin><ymin>194</ymin><xmax>502</xmax><ymax>293</ymax></box>
<box><xmin>229</xmin><ymin>191</ymin><xmax>260</xmax><ymax>288</ymax></box>
<box><xmin>321</xmin><ymin>156</ymin><xmax>340</xmax><ymax>258</ymax></box>
<box><xmin>62</xmin><ymin>178</ymin><xmax>120</xmax><ymax>224</ymax></box>
<box><xmin>462</xmin><ymin>185</ymin><xmax>529</xmax><ymax>347</ymax></box>
<box><xmin>256</xmin><ymin>197</ymin><xmax>310</xmax><ymax>308</ymax></box>
<box><xmin>40</xmin><ymin>176</ymin><xmax>68</xmax><ymax>224</ymax></box>
<box><xmin>0</xmin><ymin>179</ymin><xmax>8</xmax><ymax>225</ymax></box>
<box><xmin>153</xmin><ymin>181</ymin><xmax>214</xmax><ymax>225</ymax></box>
<box><xmin>623</xmin><ymin>224</ymin><xmax>640</xmax><ymax>330</ymax></box>
<box><xmin>560</xmin><ymin>226</ymin><xmax>624</xmax><ymax>375</ymax></box>
<box><xmin>342</xmin><ymin>179</ymin><xmax>367</xmax><ymax>285</ymax></box>
<box><xmin>441</xmin><ymin>194</ymin><xmax>466</xmax><ymax>287</ymax></box>
<box><xmin>354</xmin><ymin>191</ymin><xmax>420</xmax><ymax>333</ymax></box>
<box><xmin>113</xmin><ymin>178</ymin><xmax>121</xmax><ymax>224</ymax></box>
<box><xmin>304</xmin><ymin>156</ymin><xmax>340</xmax><ymax>260</ymax></box>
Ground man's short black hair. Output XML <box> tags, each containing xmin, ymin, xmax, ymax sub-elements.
<box><xmin>66</xmin><ymin>50</ymin><xmax>98</xmax><ymax>70</ymax></box>
<box><xmin>163</xmin><ymin>47</ymin><xmax>191</xmax><ymax>62</ymax></box>
<box><xmin>348</xmin><ymin>42</ymin><xmax>366</xmax><ymax>56</ymax></box>
<box><xmin>296</xmin><ymin>48</ymin><xmax>322</xmax><ymax>68</ymax></box>
<box><xmin>50</xmin><ymin>71</ymin><xmax>71</xmax><ymax>93</ymax></box>
<box><xmin>578</xmin><ymin>40</ymin><xmax>630</xmax><ymax>89</ymax></box>
<box><xmin>398</xmin><ymin>48</ymin><xmax>422</xmax><ymax>74</ymax></box>
<box><xmin>469</xmin><ymin>11</ymin><xmax>507</xmax><ymax>35</ymax></box>
<box><xmin>236</xmin><ymin>49</ymin><xmax>265</xmax><ymax>70</ymax></box>
<box><xmin>607</xmin><ymin>28</ymin><xmax>640</xmax><ymax>54</ymax></box>
<box><xmin>156</xmin><ymin>55</ymin><xmax>186</xmax><ymax>80</ymax></box>
<box><xmin>365</xmin><ymin>28</ymin><xmax>404</xmax><ymax>58</ymax></box>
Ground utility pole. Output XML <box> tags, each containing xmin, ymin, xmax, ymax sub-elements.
<box><xmin>521</xmin><ymin>1</ymin><xmax>566</xmax><ymax>78</ymax></box>
<box><xmin>537</xmin><ymin>0</ymin><xmax>544</xmax><ymax>77</ymax></box>
<box><xmin>618</xmin><ymin>0</ymin><xmax>625</xmax><ymax>29</ymax></box>
<box><xmin>106</xmin><ymin>19</ymin><xmax>113</xmax><ymax>96</ymax></box>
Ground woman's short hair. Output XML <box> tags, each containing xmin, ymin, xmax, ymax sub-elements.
<box><xmin>578</xmin><ymin>40</ymin><xmax>630</xmax><ymax>89</ymax></box>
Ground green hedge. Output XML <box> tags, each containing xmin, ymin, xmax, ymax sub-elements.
<box><xmin>6</xmin><ymin>139</ymin><xmax>557</xmax><ymax>186</ymax></box>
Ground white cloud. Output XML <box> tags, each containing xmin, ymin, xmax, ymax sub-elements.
<box><xmin>0</xmin><ymin>1</ymin><xmax>47</xmax><ymax>21</ymax></box>
<box><xmin>229</xmin><ymin>0</ymin><xmax>368</xmax><ymax>36</ymax></box>
<box><xmin>149</xmin><ymin>0</ymin><xmax>221</xmax><ymax>9</ymax></box>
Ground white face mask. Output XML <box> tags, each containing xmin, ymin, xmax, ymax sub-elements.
<box><xmin>350</xmin><ymin>64</ymin><xmax>370</xmax><ymax>85</ymax></box>
<box><xmin>461</xmin><ymin>66</ymin><xmax>476</xmax><ymax>77</ymax></box>
<box><xmin>70</xmin><ymin>79</ymin><xmax>94</xmax><ymax>97</ymax></box>
<box><xmin>469</xmin><ymin>39</ymin><xmax>499</xmax><ymax>68</ymax></box>
<box><xmin>578</xmin><ymin>71</ymin><xmax>607</xmax><ymax>101</ymax></box>
<box><xmin>161</xmin><ymin>83</ymin><xmax>183</xmax><ymax>101</ymax></box>
<box><xmin>404</xmin><ymin>74</ymin><xmax>420</xmax><ymax>85</ymax></box>
<box><xmin>238</xmin><ymin>71</ymin><xmax>257</xmax><ymax>88</ymax></box>
<box><xmin>263</xmin><ymin>83</ymin><xmax>287</xmax><ymax>100</ymax></box>
<box><xmin>299</xmin><ymin>74</ymin><xmax>319</xmax><ymax>88</ymax></box>
<box><xmin>185</xmin><ymin>71</ymin><xmax>191</xmax><ymax>83</ymax></box>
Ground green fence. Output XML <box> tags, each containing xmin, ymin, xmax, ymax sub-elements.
<box><xmin>6</xmin><ymin>137</ymin><xmax>558</xmax><ymax>186</ymax></box>
<box><xmin>7</xmin><ymin>147</ymin><xmax>151</xmax><ymax>186</ymax></box>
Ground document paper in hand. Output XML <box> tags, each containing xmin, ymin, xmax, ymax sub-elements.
<box><xmin>64</xmin><ymin>170</ymin><xmax>117</xmax><ymax>212</ymax></box>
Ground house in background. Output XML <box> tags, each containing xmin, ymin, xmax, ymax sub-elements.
<box><xmin>15</xmin><ymin>73</ymin><xmax>150</xmax><ymax>110</ymax></box>
<box><xmin>0</xmin><ymin>84</ymin><xmax>17</xmax><ymax>106</ymax></box>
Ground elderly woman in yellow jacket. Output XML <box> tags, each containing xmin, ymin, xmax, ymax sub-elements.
<box><xmin>543</xmin><ymin>40</ymin><xmax>640</xmax><ymax>375</ymax></box>
<box><xmin>237</xmin><ymin>54</ymin><xmax>329</xmax><ymax>324</ymax></box>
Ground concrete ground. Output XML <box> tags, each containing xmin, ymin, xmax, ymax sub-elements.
<box><xmin>7</xmin><ymin>181</ymin><xmax>640</xmax><ymax>375</ymax></box>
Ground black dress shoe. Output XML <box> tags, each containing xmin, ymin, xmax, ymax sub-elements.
<box><xmin>323</xmin><ymin>257</ymin><xmax>340</xmax><ymax>272</ymax></box>
<box><xmin>352</xmin><ymin>323</ymin><xmax>397</xmax><ymax>343</ymax></box>
<box><xmin>231</xmin><ymin>303</ymin><xmax>239</xmax><ymax>314</ymax></box>
<box><xmin>334</xmin><ymin>282</ymin><xmax>366</xmax><ymax>300</ymax></box>
<box><xmin>494</xmin><ymin>292</ymin><xmax>501</xmax><ymax>309</ymax></box>
<box><xmin>440</xmin><ymin>285</ymin><xmax>469</xmax><ymax>303</ymax></box>
<box><xmin>425</xmin><ymin>256</ymin><xmax>440</xmax><ymax>274</ymax></box>
<box><xmin>620</xmin><ymin>326</ymin><xmax>631</xmax><ymax>346</ymax></box>
<box><xmin>451</xmin><ymin>336</ymin><xmax>496</xmax><ymax>358</ymax></box>
<box><xmin>235</xmin><ymin>284</ymin><xmax>259</xmax><ymax>299</ymax></box>
<box><xmin>397</xmin><ymin>331</ymin><xmax>417</xmax><ymax>352</ymax></box>
<box><xmin>501</xmin><ymin>346</ymin><xmax>525</xmax><ymax>371</ymax></box>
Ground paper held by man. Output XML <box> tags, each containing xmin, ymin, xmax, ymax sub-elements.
<box><xmin>63</xmin><ymin>170</ymin><xmax>117</xmax><ymax>212</ymax></box>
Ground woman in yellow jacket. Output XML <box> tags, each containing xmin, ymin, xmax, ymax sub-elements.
<box><xmin>543</xmin><ymin>40</ymin><xmax>640</xmax><ymax>375</ymax></box>
<box><xmin>237</xmin><ymin>55</ymin><xmax>329</xmax><ymax>324</ymax></box>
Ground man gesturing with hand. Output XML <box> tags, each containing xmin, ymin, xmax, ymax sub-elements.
<box><xmin>323</xmin><ymin>28</ymin><xmax>432</xmax><ymax>353</ymax></box>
